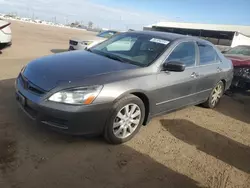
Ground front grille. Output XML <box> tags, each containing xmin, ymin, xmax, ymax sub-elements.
<box><xmin>234</xmin><ymin>67</ymin><xmax>250</xmax><ymax>79</ymax></box>
<box><xmin>70</xmin><ymin>40</ymin><xmax>78</xmax><ymax>45</ymax></box>
<box><xmin>20</xmin><ymin>74</ymin><xmax>46</xmax><ymax>95</ymax></box>
<box><xmin>28</xmin><ymin>84</ymin><xmax>45</xmax><ymax>95</ymax></box>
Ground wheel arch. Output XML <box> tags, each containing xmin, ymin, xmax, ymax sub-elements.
<box><xmin>114</xmin><ymin>90</ymin><xmax>151</xmax><ymax>126</ymax></box>
<box><xmin>221</xmin><ymin>79</ymin><xmax>226</xmax><ymax>89</ymax></box>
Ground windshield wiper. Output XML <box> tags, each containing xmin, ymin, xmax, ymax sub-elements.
<box><xmin>86</xmin><ymin>48</ymin><xmax>92</xmax><ymax>52</ymax></box>
<box><xmin>103</xmin><ymin>53</ymin><xmax>128</xmax><ymax>63</ymax></box>
<box><xmin>89</xmin><ymin>49</ymin><xmax>130</xmax><ymax>64</ymax></box>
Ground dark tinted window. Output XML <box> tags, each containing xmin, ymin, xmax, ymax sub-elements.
<box><xmin>167</xmin><ymin>42</ymin><xmax>196</xmax><ymax>67</ymax></box>
<box><xmin>198</xmin><ymin>44</ymin><xmax>219</xmax><ymax>65</ymax></box>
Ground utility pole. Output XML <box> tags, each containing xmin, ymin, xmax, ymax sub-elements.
<box><xmin>64</xmin><ymin>16</ymin><xmax>68</xmax><ymax>25</ymax></box>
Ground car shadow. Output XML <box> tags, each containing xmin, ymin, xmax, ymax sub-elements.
<box><xmin>50</xmin><ymin>49</ymin><xmax>68</xmax><ymax>54</ymax></box>
<box><xmin>225</xmin><ymin>87</ymin><xmax>250</xmax><ymax>102</ymax></box>
<box><xmin>215</xmin><ymin>92</ymin><xmax>250</xmax><ymax>124</ymax></box>
<box><xmin>160</xmin><ymin>119</ymin><xmax>250</xmax><ymax>174</ymax></box>
<box><xmin>0</xmin><ymin>78</ymin><xmax>203</xmax><ymax>188</ymax></box>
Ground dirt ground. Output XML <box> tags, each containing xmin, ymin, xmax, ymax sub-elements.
<box><xmin>0</xmin><ymin>21</ymin><xmax>250</xmax><ymax>188</ymax></box>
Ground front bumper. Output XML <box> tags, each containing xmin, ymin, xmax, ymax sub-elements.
<box><xmin>69</xmin><ymin>41</ymin><xmax>87</xmax><ymax>51</ymax></box>
<box><xmin>232</xmin><ymin>67</ymin><xmax>250</xmax><ymax>89</ymax></box>
<box><xmin>0</xmin><ymin>42</ymin><xmax>12</xmax><ymax>50</ymax></box>
<box><xmin>231</xmin><ymin>76</ymin><xmax>250</xmax><ymax>89</ymax></box>
<box><xmin>15</xmin><ymin>77</ymin><xmax>112</xmax><ymax>135</ymax></box>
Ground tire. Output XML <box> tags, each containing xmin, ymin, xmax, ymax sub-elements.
<box><xmin>104</xmin><ymin>94</ymin><xmax>145</xmax><ymax>144</ymax></box>
<box><xmin>202</xmin><ymin>81</ymin><xmax>224</xmax><ymax>108</ymax></box>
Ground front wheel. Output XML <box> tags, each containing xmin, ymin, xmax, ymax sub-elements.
<box><xmin>202</xmin><ymin>81</ymin><xmax>224</xmax><ymax>108</ymax></box>
<box><xmin>104</xmin><ymin>94</ymin><xmax>145</xmax><ymax>144</ymax></box>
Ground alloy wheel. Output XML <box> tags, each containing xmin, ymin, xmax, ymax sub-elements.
<box><xmin>113</xmin><ymin>103</ymin><xmax>141</xmax><ymax>139</ymax></box>
<box><xmin>211</xmin><ymin>84</ymin><xmax>223</xmax><ymax>106</ymax></box>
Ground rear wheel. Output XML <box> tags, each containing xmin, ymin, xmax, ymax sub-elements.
<box><xmin>104</xmin><ymin>94</ymin><xmax>145</xmax><ymax>144</ymax></box>
<box><xmin>202</xmin><ymin>81</ymin><xmax>224</xmax><ymax>108</ymax></box>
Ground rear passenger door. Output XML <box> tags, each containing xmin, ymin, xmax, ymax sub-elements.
<box><xmin>194</xmin><ymin>42</ymin><xmax>222</xmax><ymax>102</ymax></box>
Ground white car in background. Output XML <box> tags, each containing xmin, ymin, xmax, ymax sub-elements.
<box><xmin>69</xmin><ymin>30</ymin><xmax>118</xmax><ymax>50</ymax></box>
<box><xmin>0</xmin><ymin>19</ymin><xmax>12</xmax><ymax>51</ymax></box>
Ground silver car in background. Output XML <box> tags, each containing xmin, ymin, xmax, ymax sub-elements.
<box><xmin>69</xmin><ymin>30</ymin><xmax>118</xmax><ymax>50</ymax></box>
<box><xmin>0</xmin><ymin>19</ymin><xmax>12</xmax><ymax>51</ymax></box>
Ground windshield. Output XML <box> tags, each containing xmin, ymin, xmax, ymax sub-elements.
<box><xmin>96</xmin><ymin>31</ymin><xmax>117</xmax><ymax>38</ymax></box>
<box><xmin>225</xmin><ymin>46</ymin><xmax>250</xmax><ymax>56</ymax></box>
<box><xmin>91</xmin><ymin>33</ymin><xmax>170</xmax><ymax>66</ymax></box>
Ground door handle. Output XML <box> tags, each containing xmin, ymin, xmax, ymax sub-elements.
<box><xmin>217</xmin><ymin>67</ymin><xmax>222</xmax><ymax>72</ymax></box>
<box><xmin>191</xmin><ymin>73</ymin><xmax>196</xmax><ymax>78</ymax></box>
<box><xmin>191</xmin><ymin>72</ymin><xmax>199</xmax><ymax>78</ymax></box>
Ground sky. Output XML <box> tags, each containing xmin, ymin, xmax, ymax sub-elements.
<box><xmin>0</xmin><ymin>0</ymin><xmax>250</xmax><ymax>30</ymax></box>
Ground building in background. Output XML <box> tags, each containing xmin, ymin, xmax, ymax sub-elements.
<box><xmin>144</xmin><ymin>22</ymin><xmax>250</xmax><ymax>51</ymax></box>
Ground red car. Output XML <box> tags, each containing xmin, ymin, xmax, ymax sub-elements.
<box><xmin>224</xmin><ymin>45</ymin><xmax>250</xmax><ymax>89</ymax></box>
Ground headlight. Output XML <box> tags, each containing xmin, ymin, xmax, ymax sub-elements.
<box><xmin>48</xmin><ymin>85</ymin><xmax>103</xmax><ymax>105</ymax></box>
<box><xmin>80</xmin><ymin>41</ymin><xmax>93</xmax><ymax>45</ymax></box>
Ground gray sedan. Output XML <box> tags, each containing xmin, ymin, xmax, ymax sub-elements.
<box><xmin>16</xmin><ymin>31</ymin><xmax>233</xmax><ymax>144</ymax></box>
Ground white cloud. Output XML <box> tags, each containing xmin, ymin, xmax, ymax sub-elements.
<box><xmin>0</xmin><ymin>0</ymin><xmax>167</xmax><ymax>29</ymax></box>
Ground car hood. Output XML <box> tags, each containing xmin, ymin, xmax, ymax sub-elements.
<box><xmin>23</xmin><ymin>51</ymin><xmax>138</xmax><ymax>91</ymax></box>
<box><xmin>225</xmin><ymin>54</ymin><xmax>250</xmax><ymax>67</ymax></box>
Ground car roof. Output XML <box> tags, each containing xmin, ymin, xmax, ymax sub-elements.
<box><xmin>128</xmin><ymin>30</ymin><xmax>212</xmax><ymax>45</ymax></box>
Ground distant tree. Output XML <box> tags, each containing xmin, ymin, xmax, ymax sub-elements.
<box><xmin>70</xmin><ymin>21</ymin><xmax>80</xmax><ymax>27</ymax></box>
<box><xmin>88</xmin><ymin>21</ymin><xmax>93</xmax><ymax>29</ymax></box>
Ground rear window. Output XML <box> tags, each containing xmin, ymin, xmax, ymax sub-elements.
<box><xmin>198</xmin><ymin>44</ymin><xmax>220</xmax><ymax>65</ymax></box>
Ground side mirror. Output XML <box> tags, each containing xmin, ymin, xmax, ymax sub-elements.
<box><xmin>163</xmin><ymin>61</ymin><xmax>186</xmax><ymax>72</ymax></box>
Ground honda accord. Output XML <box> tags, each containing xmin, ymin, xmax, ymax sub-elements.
<box><xmin>16</xmin><ymin>31</ymin><xmax>233</xmax><ymax>144</ymax></box>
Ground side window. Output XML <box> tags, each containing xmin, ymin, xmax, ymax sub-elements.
<box><xmin>106</xmin><ymin>37</ymin><xmax>136</xmax><ymax>52</ymax></box>
<box><xmin>198</xmin><ymin>44</ymin><xmax>219</xmax><ymax>65</ymax></box>
<box><xmin>167</xmin><ymin>42</ymin><xmax>196</xmax><ymax>67</ymax></box>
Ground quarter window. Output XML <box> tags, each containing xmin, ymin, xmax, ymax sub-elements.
<box><xmin>198</xmin><ymin>44</ymin><xmax>219</xmax><ymax>65</ymax></box>
<box><xmin>167</xmin><ymin>42</ymin><xmax>196</xmax><ymax>67</ymax></box>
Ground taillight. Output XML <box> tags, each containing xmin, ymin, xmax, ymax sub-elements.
<box><xmin>0</xmin><ymin>22</ymin><xmax>11</xmax><ymax>30</ymax></box>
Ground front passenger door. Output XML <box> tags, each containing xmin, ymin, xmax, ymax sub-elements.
<box><xmin>154</xmin><ymin>41</ymin><xmax>200</xmax><ymax>114</ymax></box>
